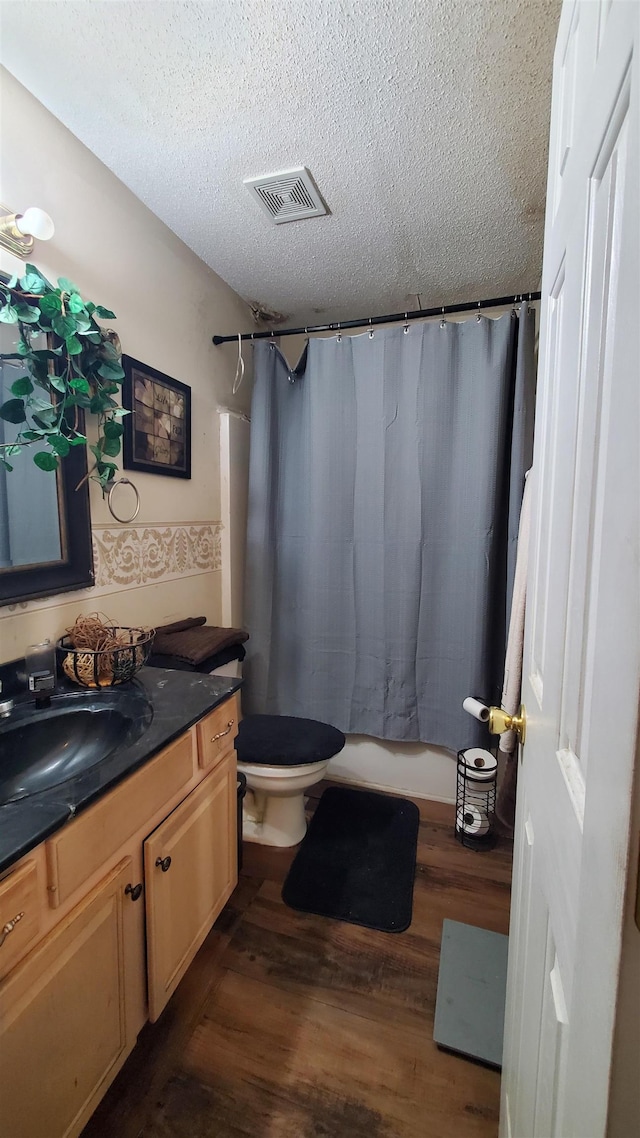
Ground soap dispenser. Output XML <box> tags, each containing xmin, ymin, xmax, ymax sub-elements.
<box><xmin>25</xmin><ymin>639</ymin><xmax>56</xmax><ymax>707</ymax></box>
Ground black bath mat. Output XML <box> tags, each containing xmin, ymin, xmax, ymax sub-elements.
<box><xmin>282</xmin><ymin>785</ymin><xmax>420</xmax><ymax>932</ymax></box>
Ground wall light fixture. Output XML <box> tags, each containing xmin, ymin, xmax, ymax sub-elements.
<box><xmin>0</xmin><ymin>204</ymin><xmax>55</xmax><ymax>259</ymax></box>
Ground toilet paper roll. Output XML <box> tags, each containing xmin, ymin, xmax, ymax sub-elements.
<box><xmin>460</xmin><ymin>747</ymin><xmax>498</xmax><ymax>782</ymax></box>
<box><xmin>456</xmin><ymin>804</ymin><xmax>490</xmax><ymax>837</ymax></box>
<box><xmin>462</xmin><ymin>696</ymin><xmax>490</xmax><ymax>722</ymax></box>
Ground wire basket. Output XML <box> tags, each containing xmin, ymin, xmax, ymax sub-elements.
<box><xmin>455</xmin><ymin>747</ymin><xmax>497</xmax><ymax>850</ymax></box>
<box><xmin>57</xmin><ymin>627</ymin><xmax>155</xmax><ymax>688</ymax></box>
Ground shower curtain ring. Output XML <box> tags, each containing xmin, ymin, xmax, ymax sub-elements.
<box><xmin>477</xmin><ymin>301</ymin><xmax>482</xmax><ymax>323</ymax></box>
<box><xmin>368</xmin><ymin>317</ymin><xmax>374</xmax><ymax>339</ymax></box>
<box><xmin>336</xmin><ymin>322</ymin><xmax>342</xmax><ymax>343</ymax></box>
<box><xmin>403</xmin><ymin>313</ymin><xmax>409</xmax><ymax>334</ymax></box>
<box><xmin>440</xmin><ymin>306</ymin><xmax>446</xmax><ymax>329</ymax></box>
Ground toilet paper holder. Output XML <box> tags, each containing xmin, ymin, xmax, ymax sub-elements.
<box><xmin>455</xmin><ymin>747</ymin><xmax>497</xmax><ymax>851</ymax></box>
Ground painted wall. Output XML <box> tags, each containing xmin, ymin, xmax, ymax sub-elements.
<box><xmin>0</xmin><ymin>68</ymin><xmax>253</xmax><ymax>663</ymax></box>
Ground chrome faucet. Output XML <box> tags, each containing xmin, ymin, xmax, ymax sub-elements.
<box><xmin>0</xmin><ymin>681</ymin><xmax>14</xmax><ymax>718</ymax></box>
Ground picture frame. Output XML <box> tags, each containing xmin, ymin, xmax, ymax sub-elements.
<box><xmin>122</xmin><ymin>356</ymin><xmax>191</xmax><ymax>479</ymax></box>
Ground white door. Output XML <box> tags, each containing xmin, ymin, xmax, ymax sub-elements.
<box><xmin>500</xmin><ymin>3</ymin><xmax>639</xmax><ymax>1137</ymax></box>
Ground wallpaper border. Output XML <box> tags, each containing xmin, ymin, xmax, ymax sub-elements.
<box><xmin>1</xmin><ymin>522</ymin><xmax>222</xmax><ymax>615</ymax></box>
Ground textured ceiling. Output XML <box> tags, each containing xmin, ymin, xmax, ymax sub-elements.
<box><xmin>0</xmin><ymin>0</ymin><xmax>560</xmax><ymax>325</ymax></box>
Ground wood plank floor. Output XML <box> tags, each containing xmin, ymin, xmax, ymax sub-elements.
<box><xmin>82</xmin><ymin>782</ymin><xmax>512</xmax><ymax>1138</ymax></box>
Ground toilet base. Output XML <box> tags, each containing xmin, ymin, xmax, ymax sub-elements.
<box><xmin>242</xmin><ymin>789</ymin><xmax>308</xmax><ymax>847</ymax></box>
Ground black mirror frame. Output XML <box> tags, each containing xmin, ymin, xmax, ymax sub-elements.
<box><xmin>0</xmin><ymin>317</ymin><xmax>94</xmax><ymax>608</ymax></box>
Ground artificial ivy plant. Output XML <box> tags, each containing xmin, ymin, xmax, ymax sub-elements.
<box><xmin>0</xmin><ymin>264</ymin><xmax>128</xmax><ymax>488</ymax></box>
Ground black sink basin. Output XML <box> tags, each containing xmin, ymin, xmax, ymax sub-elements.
<box><xmin>0</xmin><ymin>686</ymin><xmax>153</xmax><ymax>803</ymax></box>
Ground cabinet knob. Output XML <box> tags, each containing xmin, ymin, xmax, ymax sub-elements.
<box><xmin>211</xmin><ymin>719</ymin><xmax>235</xmax><ymax>743</ymax></box>
<box><xmin>155</xmin><ymin>855</ymin><xmax>172</xmax><ymax>872</ymax></box>
<box><xmin>0</xmin><ymin>911</ymin><xmax>25</xmax><ymax>948</ymax></box>
<box><xmin>125</xmin><ymin>882</ymin><xmax>143</xmax><ymax>901</ymax></box>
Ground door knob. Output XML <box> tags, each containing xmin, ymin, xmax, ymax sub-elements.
<box><xmin>125</xmin><ymin>882</ymin><xmax>143</xmax><ymax>901</ymax></box>
<box><xmin>155</xmin><ymin>856</ymin><xmax>172</xmax><ymax>872</ymax></box>
<box><xmin>488</xmin><ymin>704</ymin><xmax>527</xmax><ymax>745</ymax></box>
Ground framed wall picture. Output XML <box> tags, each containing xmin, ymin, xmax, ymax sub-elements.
<box><xmin>122</xmin><ymin>356</ymin><xmax>191</xmax><ymax>479</ymax></box>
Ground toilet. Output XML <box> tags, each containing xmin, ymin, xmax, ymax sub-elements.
<box><xmin>234</xmin><ymin>714</ymin><xmax>346</xmax><ymax>847</ymax></box>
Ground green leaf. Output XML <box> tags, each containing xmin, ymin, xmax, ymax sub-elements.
<box><xmin>65</xmin><ymin>392</ymin><xmax>91</xmax><ymax>409</ymax></box>
<box><xmin>0</xmin><ymin>458</ymin><xmax>13</xmax><ymax>473</ymax></box>
<box><xmin>101</xmin><ymin>435</ymin><xmax>121</xmax><ymax>458</ymax></box>
<box><xmin>29</xmin><ymin>395</ymin><xmax>56</xmax><ymax>412</ymax></box>
<box><xmin>0</xmin><ymin>398</ymin><xmax>26</xmax><ymax>424</ymax></box>
<box><xmin>65</xmin><ymin>333</ymin><xmax>83</xmax><ymax>355</ymax></box>
<box><xmin>100</xmin><ymin>340</ymin><xmax>121</xmax><ymax>360</ymax></box>
<box><xmin>96</xmin><ymin>462</ymin><xmax>117</xmax><ymax>487</ymax></box>
<box><xmin>70</xmin><ymin>377</ymin><xmax>90</xmax><ymax>394</ymax></box>
<box><xmin>17</xmin><ymin>339</ymin><xmax>31</xmax><ymax>356</ymax></box>
<box><xmin>4</xmin><ymin>444</ymin><xmax>22</xmax><ymax>458</ymax></box>
<box><xmin>20</xmin><ymin>268</ymin><xmax>46</xmax><ymax>294</ymax></box>
<box><xmin>14</xmin><ymin>303</ymin><xmax>40</xmax><ymax>324</ymax></box>
<box><xmin>5</xmin><ymin>274</ymin><xmax>18</xmax><ymax>288</ymax></box>
<box><xmin>32</xmin><ymin>347</ymin><xmax>63</xmax><ymax>359</ymax></box>
<box><xmin>68</xmin><ymin>434</ymin><xmax>87</xmax><ymax>446</ymax></box>
<box><xmin>97</xmin><ymin>360</ymin><xmax>125</xmax><ymax>381</ymax></box>
<box><xmin>22</xmin><ymin>430</ymin><xmax>45</xmax><ymax>442</ymax></box>
<box><xmin>10</xmin><ymin>376</ymin><xmax>33</xmax><ymax>397</ymax></box>
<box><xmin>48</xmin><ymin>374</ymin><xmax>67</xmax><ymax>393</ymax></box>
<box><xmin>57</xmin><ymin>277</ymin><xmax>78</xmax><ymax>294</ymax></box>
<box><xmin>112</xmin><ymin>407</ymin><xmax>131</xmax><ymax>417</ymax></box>
<box><xmin>50</xmin><ymin>435</ymin><xmax>70</xmax><ymax>457</ymax></box>
<box><xmin>0</xmin><ymin>305</ymin><xmax>19</xmax><ymax>324</ymax></box>
<box><xmin>25</xmin><ymin>264</ymin><xmax>53</xmax><ymax>289</ymax></box>
<box><xmin>39</xmin><ymin>292</ymin><xmax>62</xmax><ymax>316</ymax></box>
<box><xmin>103</xmin><ymin>419</ymin><xmax>124</xmax><ymax>439</ymax></box>
<box><xmin>85</xmin><ymin>301</ymin><xmax>96</xmax><ymax>315</ymax></box>
<box><xmin>67</xmin><ymin>293</ymin><xmax>86</xmax><ymax>315</ymax></box>
<box><xmin>94</xmin><ymin>306</ymin><xmax>116</xmax><ymax>320</ymax></box>
<box><xmin>32</xmin><ymin>408</ymin><xmax>57</xmax><ymax>428</ymax></box>
<box><xmin>33</xmin><ymin>451</ymin><xmax>59</xmax><ymax>472</ymax></box>
<box><xmin>52</xmin><ymin>313</ymin><xmax>78</xmax><ymax>339</ymax></box>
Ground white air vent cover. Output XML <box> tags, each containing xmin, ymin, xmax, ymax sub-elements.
<box><xmin>243</xmin><ymin>166</ymin><xmax>328</xmax><ymax>224</ymax></box>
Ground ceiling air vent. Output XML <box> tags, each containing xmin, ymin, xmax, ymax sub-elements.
<box><xmin>243</xmin><ymin>166</ymin><xmax>329</xmax><ymax>224</ymax></box>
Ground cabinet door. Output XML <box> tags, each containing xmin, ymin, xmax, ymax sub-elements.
<box><xmin>0</xmin><ymin>858</ymin><xmax>138</xmax><ymax>1138</ymax></box>
<box><xmin>145</xmin><ymin>752</ymin><xmax>237</xmax><ymax>1022</ymax></box>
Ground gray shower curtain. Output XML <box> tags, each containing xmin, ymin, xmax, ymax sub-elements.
<box><xmin>243</xmin><ymin>307</ymin><xmax>535</xmax><ymax>751</ymax></box>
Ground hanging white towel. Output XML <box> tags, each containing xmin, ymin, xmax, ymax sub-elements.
<box><xmin>498</xmin><ymin>471</ymin><xmax>532</xmax><ymax>757</ymax></box>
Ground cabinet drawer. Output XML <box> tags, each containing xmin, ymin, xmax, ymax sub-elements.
<box><xmin>46</xmin><ymin>731</ymin><xmax>195</xmax><ymax>908</ymax></box>
<box><xmin>196</xmin><ymin>695</ymin><xmax>238</xmax><ymax>771</ymax></box>
<box><xmin>0</xmin><ymin>860</ymin><xmax>42</xmax><ymax>980</ymax></box>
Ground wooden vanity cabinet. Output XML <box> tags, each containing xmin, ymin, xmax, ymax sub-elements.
<box><xmin>0</xmin><ymin>859</ymin><xmax>137</xmax><ymax>1138</ymax></box>
<box><xmin>145</xmin><ymin>750</ymin><xmax>236</xmax><ymax>1020</ymax></box>
<box><xmin>0</xmin><ymin>694</ymin><xmax>238</xmax><ymax>1138</ymax></box>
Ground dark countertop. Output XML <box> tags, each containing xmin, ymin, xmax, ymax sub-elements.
<box><xmin>0</xmin><ymin>667</ymin><xmax>242</xmax><ymax>875</ymax></box>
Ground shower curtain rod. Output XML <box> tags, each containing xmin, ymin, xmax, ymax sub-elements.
<box><xmin>212</xmin><ymin>291</ymin><xmax>541</xmax><ymax>345</ymax></box>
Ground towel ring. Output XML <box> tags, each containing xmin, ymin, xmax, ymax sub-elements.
<box><xmin>106</xmin><ymin>477</ymin><xmax>140</xmax><ymax>524</ymax></box>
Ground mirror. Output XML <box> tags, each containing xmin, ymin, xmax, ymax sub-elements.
<box><xmin>0</xmin><ymin>324</ymin><xmax>93</xmax><ymax>606</ymax></box>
